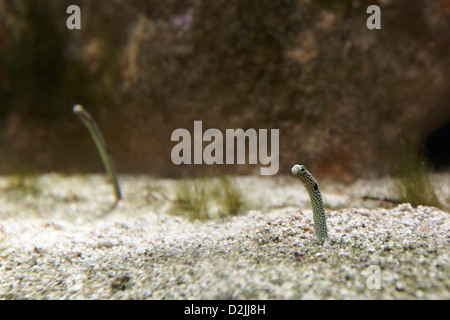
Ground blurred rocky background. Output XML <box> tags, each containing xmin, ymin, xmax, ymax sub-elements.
<box><xmin>0</xmin><ymin>0</ymin><xmax>449</xmax><ymax>179</ymax></box>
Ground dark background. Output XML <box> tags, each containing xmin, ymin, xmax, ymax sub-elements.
<box><xmin>0</xmin><ymin>0</ymin><xmax>449</xmax><ymax>179</ymax></box>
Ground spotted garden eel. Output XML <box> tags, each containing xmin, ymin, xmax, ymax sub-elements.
<box><xmin>73</xmin><ymin>104</ymin><xmax>122</xmax><ymax>204</ymax></box>
<box><xmin>291</xmin><ymin>164</ymin><xmax>328</xmax><ymax>239</ymax></box>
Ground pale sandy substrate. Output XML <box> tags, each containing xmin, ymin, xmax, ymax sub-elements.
<box><xmin>0</xmin><ymin>173</ymin><xmax>448</xmax><ymax>299</ymax></box>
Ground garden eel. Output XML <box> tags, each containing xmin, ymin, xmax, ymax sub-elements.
<box><xmin>291</xmin><ymin>164</ymin><xmax>328</xmax><ymax>239</ymax></box>
<box><xmin>73</xmin><ymin>104</ymin><xmax>122</xmax><ymax>204</ymax></box>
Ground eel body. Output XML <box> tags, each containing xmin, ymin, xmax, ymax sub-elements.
<box><xmin>291</xmin><ymin>164</ymin><xmax>328</xmax><ymax>239</ymax></box>
<box><xmin>73</xmin><ymin>104</ymin><xmax>122</xmax><ymax>202</ymax></box>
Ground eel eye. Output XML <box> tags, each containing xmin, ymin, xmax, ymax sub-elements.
<box><xmin>300</xmin><ymin>167</ymin><xmax>306</xmax><ymax>173</ymax></box>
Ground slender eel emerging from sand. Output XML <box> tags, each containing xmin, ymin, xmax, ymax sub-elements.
<box><xmin>73</xmin><ymin>104</ymin><xmax>122</xmax><ymax>203</ymax></box>
<box><xmin>291</xmin><ymin>164</ymin><xmax>328</xmax><ymax>239</ymax></box>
